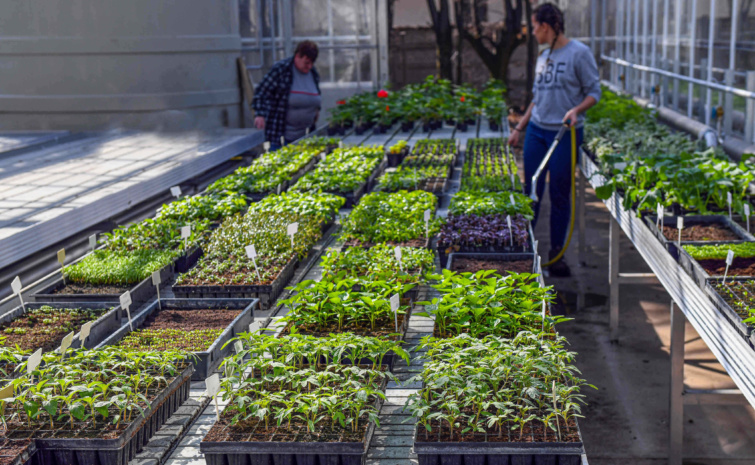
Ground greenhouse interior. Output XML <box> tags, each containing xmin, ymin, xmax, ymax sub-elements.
<box><xmin>2</xmin><ymin>0</ymin><xmax>755</xmax><ymax>464</ymax></box>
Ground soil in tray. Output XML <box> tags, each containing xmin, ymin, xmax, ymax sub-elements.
<box><xmin>0</xmin><ymin>306</ymin><xmax>108</xmax><ymax>352</ymax></box>
<box><xmin>281</xmin><ymin>307</ymin><xmax>409</xmax><ymax>339</ymax></box>
<box><xmin>117</xmin><ymin>308</ymin><xmax>241</xmax><ymax>352</ymax></box>
<box><xmin>697</xmin><ymin>257</ymin><xmax>755</xmax><ymax>277</ymax></box>
<box><xmin>203</xmin><ymin>416</ymin><xmax>367</xmax><ymax>443</ymax></box>
<box><xmin>661</xmin><ymin>223</ymin><xmax>739</xmax><ymax>241</ymax></box>
<box><xmin>419</xmin><ymin>415</ymin><xmax>580</xmax><ymax>444</ymax></box>
<box><xmin>51</xmin><ymin>282</ymin><xmax>131</xmax><ymax>295</ymax></box>
<box><xmin>450</xmin><ymin>258</ymin><xmax>533</xmax><ymax>274</ymax></box>
<box><xmin>0</xmin><ymin>439</ymin><xmax>31</xmax><ymax>465</ymax></box>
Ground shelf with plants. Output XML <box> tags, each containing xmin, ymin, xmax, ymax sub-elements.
<box><xmin>290</xmin><ymin>146</ymin><xmax>385</xmax><ymax>207</ymax></box>
<box><xmin>406</xmin><ymin>332</ymin><xmax>589</xmax><ymax>464</ymax></box>
<box><xmin>0</xmin><ymin>303</ymin><xmax>121</xmax><ymax>352</ymax></box>
<box><xmin>586</xmin><ymin>89</ymin><xmax>754</xmax><ymax>216</ymax></box>
<box><xmin>461</xmin><ymin>138</ymin><xmax>521</xmax><ymax>193</ymax></box>
<box><xmin>643</xmin><ymin>214</ymin><xmax>754</xmax><ymax>260</ymax></box>
<box><xmin>376</xmin><ymin>165</ymin><xmax>451</xmax><ymax>195</ymax></box>
<box><xmin>246</xmin><ymin>191</ymin><xmax>345</xmax><ymax>233</ymax></box>
<box><xmin>96</xmin><ymin>298</ymin><xmax>258</xmax><ymax>380</ymax></box>
<box><xmin>279</xmin><ymin>272</ymin><xmax>414</xmax><ymax>340</ymax></box>
<box><xmin>200</xmin><ymin>332</ymin><xmax>408</xmax><ymax>464</ymax></box>
<box><xmin>2</xmin><ymin>348</ymin><xmax>193</xmax><ymax>465</ymax></box>
<box><xmin>339</xmin><ymin>190</ymin><xmax>441</xmax><ymax>248</ymax></box>
<box><xmin>173</xmin><ymin>210</ymin><xmax>322</xmax><ymax>307</ymax></box>
<box><xmin>321</xmin><ymin>244</ymin><xmax>436</xmax><ymax>288</ymax></box>
<box><xmin>679</xmin><ymin>242</ymin><xmax>755</xmax><ymax>287</ymax></box>
<box><xmin>705</xmin><ymin>278</ymin><xmax>755</xmax><ymax>348</ymax></box>
<box><xmin>436</xmin><ymin>214</ymin><xmax>532</xmax><ymax>267</ymax></box>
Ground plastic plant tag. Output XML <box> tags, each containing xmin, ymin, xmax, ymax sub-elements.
<box><xmin>11</xmin><ymin>276</ymin><xmax>24</xmax><ymax>313</ymax></box>
<box><xmin>424</xmin><ymin>209</ymin><xmax>431</xmax><ymax>239</ymax></box>
<box><xmin>57</xmin><ymin>248</ymin><xmax>66</xmax><ymax>267</ymax></box>
<box><xmin>181</xmin><ymin>225</ymin><xmax>191</xmax><ymax>239</ymax></box>
<box><xmin>60</xmin><ymin>331</ymin><xmax>74</xmax><ymax>359</ymax></box>
<box><xmin>0</xmin><ymin>384</ymin><xmax>12</xmax><ymax>400</ymax></box>
<box><xmin>280</xmin><ymin>136</ymin><xmax>285</xmax><ymax>145</ymax></box>
<box><xmin>746</xmin><ymin>204</ymin><xmax>751</xmax><ymax>234</ymax></box>
<box><xmin>677</xmin><ymin>217</ymin><xmax>684</xmax><ymax>247</ymax></box>
<box><xmin>152</xmin><ymin>270</ymin><xmax>163</xmax><ymax>309</ymax></box>
<box><xmin>27</xmin><ymin>348</ymin><xmax>42</xmax><ymax>375</ymax></box>
<box><xmin>89</xmin><ymin>233</ymin><xmax>97</xmax><ymax>252</ymax></box>
<box><xmin>79</xmin><ymin>321</ymin><xmax>93</xmax><ymax>348</ymax></box>
<box><xmin>234</xmin><ymin>341</ymin><xmax>244</xmax><ymax>354</ymax></box>
<box><xmin>656</xmin><ymin>203</ymin><xmax>663</xmax><ymax>229</ymax></box>
<box><xmin>263</xmin><ymin>141</ymin><xmax>271</xmax><ymax>152</ymax></box>
<box><xmin>120</xmin><ymin>291</ymin><xmax>133</xmax><ymax>330</ymax></box>
<box><xmin>338</xmin><ymin>141</ymin><xmax>344</xmax><ymax>149</ymax></box>
<box><xmin>170</xmin><ymin>186</ymin><xmax>182</xmax><ymax>198</ymax></box>
<box><xmin>287</xmin><ymin>222</ymin><xmax>298</xmax><ymax>247</ymax></box>
<box><xmin>506</xmin><ymin>215</ymin><xmax>514</xmax><ymax>247</ymax></box>
<box><xmin>541</xmin><ymin>300</ymin><xmax>547</xmax><ymax>335</ymax></box>
<box><xmin>306</xmin><ymin>127</ymin><xmax>310</xmax><ymax>136</ymax></box>
<box><xmin>394</xmin><ymin>246</ymin><xmax>403</xmax><ymax>272</ymax></box>
<box><xmin>245</xmin><ymin>244</ymin><xmax>262</xmax><ymax>282</ymax></box>
<box><xmin>390</xmin><ymin>293</ymin><xmax>400</xmax><ymax>332</ymax></box>
<box><xmin>728</xmin><ymin>192</ymin><xmax>733</xmax><ymax>219</ymax></box>
<box><xmin>320</xmin><ymin>152</ymin><xmax>326</xmax><ymax>161</ymax></box>
<box><xmin>206</xmin><ymin>373</ymin><xmax>222</xmax><ymax>421</ymax></box>
<box><xmin>510</xmin><ymin>193</ymin><xmax>516</xmax><ymax>206</ymax></box>
<box><xmin>248</xmin><ymin>320</ymin><xmax>261</xmax><ymax>334</ymax></box>
<box><xmin>724</xmin><ymin>249</ymin><xmax>735</xmax><ymax>283</ymax></box>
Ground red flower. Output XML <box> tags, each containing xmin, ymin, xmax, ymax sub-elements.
<box><xmin>336</xmin><ymin>99</ymin><xmax>346</xmax><ymax>105</ymax></box>
<box><xmin>460</xmin><ymin>96</ymin><xmax>465</xmax><ymax>102</ymax></box>
<box><xmin>386</xmin><ymin>105</ymin><xmax>390</xmax><ymax>112</ymax></box>
<box><xmin>377</xmin><ymin>89</ymin><xmax>389</xmax><ymax>98</ymax></box>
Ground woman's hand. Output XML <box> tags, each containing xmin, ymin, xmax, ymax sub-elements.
<box><xmin>563</xmin><ymin>108</ymin><xmax>579</xmax><ymax>127</ymax></box>
<box><xmin>254</xmin><ymin>116</ymin><xmax>265</xmax><ymax>130</ymax></box>
<box><xmin>508</xmin><ymin>128</ymin><xmax>521</xmax><ymax>146</ymax></box>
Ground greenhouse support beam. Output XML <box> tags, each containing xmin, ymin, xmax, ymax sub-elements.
<box><xmin>669</xmin><ymin>301</ymin><xmax>684</xmax><ymax>465</ymax></box>
<box><xmin>687</xmin><ymin>0</ymin><xmax>698</xmax><ymax>119</ymax></box>
<box><xmin>747</xmin><ymin>72</ymin><xmax>755</xmax><ymax>143</ymax></box>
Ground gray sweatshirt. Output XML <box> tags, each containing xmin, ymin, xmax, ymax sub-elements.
<box><xmin>530</xmin><ymin>40</ymin><xmax>601</xmax><ymax>131</ymax></box>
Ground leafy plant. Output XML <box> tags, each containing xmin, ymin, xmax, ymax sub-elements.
<box><xmin>682</xmin><ymin>242</ymin><xmax>755</xmax><ymax>261</ymax></box>
<box><xmin>461</xmin><ymin>138</ymin><xmax>520</xmax><ymax>192</ymax></box>
<box><xmin>448</xmin><ymin>191</ymin><xmax>534</xmax><ymax>218</ymax></box>
<box><xmin>436</xmin><ymin>214</ymin><xmax>530</xmax><ymax>251</ymax></box>
<box><xmin>247</xmin><ymin>191</ymin><xmax>344</xmax><ymax>225</ymax></box>
<box><xmin>64</xmin><ymin>249</ymin><xmax>176</xmax><ymax>285</ymax></box>
<box><xmin>321</xmin><ymin>244</ymin><xmax>436</xmax><ymax>284</ymax></box>
<box><xmin>291</xmin><ymin>146</ymin><xmax>384</xmax><ymax>194</ymax></box>
<box><xmin>376</xmin><ymin>166</ymin><xmax>449</xmax><ymax>193</ymax></box>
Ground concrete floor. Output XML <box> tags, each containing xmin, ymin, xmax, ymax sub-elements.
<box><xmin>535</xmin><ymin>173</ymin><xmax>755</xmax><ymax>465</ymax></box>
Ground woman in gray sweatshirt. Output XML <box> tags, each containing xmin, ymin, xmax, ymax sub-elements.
<box><xmin>508</xmin><ymin>3</ymin><xmax>601</xmax><ymax>277</ymax></box>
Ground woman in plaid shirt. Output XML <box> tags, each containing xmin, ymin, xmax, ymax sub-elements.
<box><xmin>252</xmin><ymin>41</ymin><xmax>322</xmax><ymax>149</ymax></box>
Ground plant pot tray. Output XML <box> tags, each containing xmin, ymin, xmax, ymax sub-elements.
<box><xmin>0</xmin><ymin>439</ymin><xmax>36</xmax><ymax>465</ymax></box>
<box><xmin>245</xmin><ymin>158</ymin><xmax>319</xmax><ymax>201</ymax></box>
<box><xmin>172</xmin><ymin>257</ymin><xmax>298</xmax><ymax>309</ymax></box>
<box><xmin>2</xmin><ymin>301</ymin><xmax>122</xmax><ymax>352</ymax></box>
<box><xmin>643</xmin><ymin>215</ymin><xmax>754</xmax><ymax>261</ymax></box>
<box><xmin>95</xmin><ymin>298</ymin><xmax>259</xmax><ymax>380</ymax></box>
<box><xmin>445</xmin><ymin>253</ymin><xmax>537</xmax><ymax>274</ymax></box>
<box><xmin>704</xmin><ymin>277</ymin><xmax>755</xmax><ymax>349</ymax></box>
<box><xmin>22</xmin><ymin>364</ymin><xmax>193</xmax><ymax>465</ymax></box>
<box><xmin>677</xmin><ymin>242</ymin><xmax>755</xmax><ymax>289</ymax></box>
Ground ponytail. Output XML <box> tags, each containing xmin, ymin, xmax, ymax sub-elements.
<box><xmin>534</xmin><ymin>3</ymin><xmax>565</xmax><ymax>62</ymax></box>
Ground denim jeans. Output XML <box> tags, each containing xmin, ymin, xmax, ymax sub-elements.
<box><xmin>523</xmin><ymin>123</ymin><xmax>583</xmax><ymax>249</ymax></box>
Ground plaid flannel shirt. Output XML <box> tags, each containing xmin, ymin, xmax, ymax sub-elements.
<box><xmin>252</xmin><ymin>57</ymin><xmax>321</xmax><ymax>143</ymax></box>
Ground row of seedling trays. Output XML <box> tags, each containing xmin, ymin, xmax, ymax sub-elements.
<box><xmin>644</xmin><ymin>212</ymin><xmax>755</xmax><ymax>350</ymax></box>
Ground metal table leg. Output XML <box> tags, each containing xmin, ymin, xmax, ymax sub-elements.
<box><xmin>578</xmin><ymin>167</ymin><xmax>587</xmax><ymax>266</ymax></box>
<box><xmin>669</xmin><ymin>300</ymin><xmax>685</xmax><ymax>465</ymax></box>
<box><xmin>609</xmin><ymin>217</ymin><xmax>620</xmax><ymax>342</ymax></box>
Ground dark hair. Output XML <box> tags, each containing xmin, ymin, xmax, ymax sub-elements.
<box><xmin>295</xmin><ymin>40</ymin><xmax>319</xmax><ymax>62</ymax></box>
<box><xmin>533</xmin><ymin>3</ymin><xmax>565</xmax><ymax>61</ymax></box>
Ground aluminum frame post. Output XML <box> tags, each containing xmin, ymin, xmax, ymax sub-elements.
<box><xmin>724</xmin><ymin>70</ymin><xmax>735</xmax><ymax>137</ymax></box>
<box><xmin>641</xmin><ymin>0</ymin><xmax>649</xmax><ymax>97</ymax></box>
<box><xmin>747</xmin><ymin>72</ymin><xmax>755</xmax><ymax>144</ymax></box>
<box><xmin>633</xmin><ymin>0</ymin><xmax>640</xmax><ymax>94</ymax></box>
<box><xmin>687</xmin><ymin>0</ymin><xmax>698</xmax><ymax>119</ymax></box>
<box><xmin>578</xmin><ymin>165</ymin><xmax>586</xmax><ymax>266</ymax></box>
<box><xmin>281</xmin><ymin>0</ymin><xmax>293</xmax><ymax>57</ymax></box>
<box><xmin>376</xmin><ymin>0</ymin><xmax>389</xmax><ymax>87</ymax></box>
<box><xmin>673</xmin><ymin>0</ymin><xmax>681</xmax><ymax>110</ymax></box>
<box><xmin>609</xmin><ymin>217</ymin><xmax>620</xmax><ymax>342</ymax></box>
<box><xmin>591</xmin><ymin>0</ymin><xmax>598</xmax><ymax>55</ymax></box>
<box><xmin>669</xmin><ymin>300</ymin><xmax>685</xmax><ymax>465</ymax></box>
<box><xmin>705</xmin><ymin>0</ymin><xmax>716</xmax><ymax>127</ymax></box>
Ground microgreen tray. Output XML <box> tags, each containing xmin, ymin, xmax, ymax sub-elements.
<box><xmin>96</xmin><ymin>298</ymin><xmax>258</xmax><ymax>380</ymax></box>
<box><xmin>172</xmin><ymin>256</ymin><xmax>298</xmax><ymax>309</ymax></box>
<box><xmin>643</xmin><ymin>215</ymin><xmax>754</xmax><ymax>261</ymax></box>
<box><xmin>704</xmin><ymin>277</ymin><xmax>755</xmax><ymax>349</ymax></box>
<box><xmin>2</xmin><ymin>301</ymin><xmax>122</xmax><ymax>352</ymax></box>
<box><xmin>413</xmin><ymin>420</ymin><xmax>584</xmax><ymax>465</ymax></box>
<box><xmin>245</xmin><ymin>157</ymin><xmax>318</xmax><ymax>201</ymax></box>
<box><xmin>677</xmin><ymin>241</ymin><xmax>755</xmax><ymax>289</ymax></box>
<box><xmin>27</xmin><ymin>363</ymin><xmax>193</xmax><ymax>465</ymax></box>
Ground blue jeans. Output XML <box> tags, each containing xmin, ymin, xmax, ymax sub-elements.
<box><xmin>523</xmin><ymin>123</ymin><xmax>583</xmax><ymax>249</ymax></box>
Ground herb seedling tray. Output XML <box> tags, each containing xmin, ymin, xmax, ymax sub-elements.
<box><xmin>0</xmin><ymin>439</ymin><xmax>36</xmax><ymax>465</ymax></box>
<box><xmin>245</xmin><ymin>157</ymin><xmax>319</xmax><ymax>201</ymax></box>
<box><xmin>445</xmin><ymin>252</ymin><xmax>537</xmax><ymax>274</ymax></box>
<box><xmin>96</xmin><ymin>298</ymin><xmax>258</xmax><ymax>380</ymax></box>
<box><xmin>25</xmin><ymin>363</ymin><xmax>193</xmax><ymax>465</ymax></box>
<box><xmin>172</xmin><ymin>256</ymin><xmax>298</xmax><ymax>309</ymax></box>
<box><xmin>413</xmin><ymin>420</ymin><xmax>584</xmax><ymax>465</ymax></box>
<box><xmin>2</xmin><ymin>301</ymin><xmax>122</xmax><ymax>351</ymax></box>
<box><xmin>330</xmin><ymin>159</ymin><xmax>388</xmax><ymax>208</ymax></box>
<box><xmin>704</xmin><ymin>277</ymin><xmax>755</xmax><ymax>349</ymax></box>
<box><xmin>643</xmin><ymin>215</ymin><xmax>754</xmax><ymax>261</ymax></box>
<box><xmin>200</xmin><ymin>377</ymin><xmax>386</xmax><ymax>465</ymax></box>
<box><xmin>436</xmin><ymin>221</ymin><xmax>534</xmax><ymax>268</ymax></box>
<box><xmin>677</xmin><ymin>241</ymin><xmax>755</xmax><ymax>289</ymax></box>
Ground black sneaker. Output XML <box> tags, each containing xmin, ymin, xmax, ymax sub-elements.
<box><xmin>548</xmin><ymin>247</ymin><xmax>571</xmax><ymax>277</ymax></box>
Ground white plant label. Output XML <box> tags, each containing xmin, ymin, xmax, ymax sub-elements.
<box><xmin>724</xmin><ymin>249</ymin><xmax>735</xmax><ymax>283</ymax></box>
<box><xmin>60</xmin><ymin>331</ymin><xmax>74</xmax><ymax>358</ymax></box>
<box><xmin>535</xmin><ymin>254</ymin><xmax>541</xmax><ymax>274</ymax></box>
<box><xmin>287</xmin><ymin>222</ymin><xmax>298</xmax><ymax>247</ymax></box>
<box><xmin>89</xmin><ymin>233</ymin><xmax>97</xmax><ymax>251</ymax></box>
<box><xmin>533</xmin><ymin>240</ymin><xmax>539</xmax><ymax>254</ymax></box>
<box><xmin>424</xmin><ymin>209</ymin><xmax>431</xmax><ymax>239</ymax></box>
<box><xmin>306</xmin><ymin>127</ymin><xmax>310</xmax><ymax>136</ymax></box>
<box><xmin>506</xmin><ymin>215</ymin><xmax>514</xmax><ymax>247</ymax></box>
<box><xmin>320</xmin><ymin>152</ymin><xmax>326</xmax><ymax>161</ymax></box>
<box><xmin>746</xmin><ymin>204</ymin><xmax>751</xmax><ymax>234</ymax></box>
<box><xmin>245</xmin><ymin>244</ymin><xmax>262</xmax><ymax>281</ymax></box>
<box><xmin>57</xmin><ymin>248</ymin><xmax>66</xmax><ymax>267</ymax></box>
<box><xmin>170</xmin><ymin>186</ymin><xmax>182</xmax><ymax>198</ymax></box>
<box><xmin>151</xmin><ymin>270</ymin><xmax>162</xmax><ymax>286</ymax></box>
<box><xmin>11</xmin><ymin>276</ymin><xmax>22</xmax><ymax>295</ymax></box>
<box><xmin>338</xmin><ymin>141</ymin><xmax>344</xmax><ymax>149</ymax></box>
<box><xmin>181</xmin><ymin>225</ymin><xmax>191</xmax><ymax>239</ymax></box>
<box><xmin>510</xmin><ymin>193</ymin><xmax>516</xmax><ymax>206</ymax></box>
<box><xmin>728</xmin><ymin>192</ymin><xmax>733</xmax><ymax>219</ymax></box>
<box><xmin>280</xmin><ymin>136</ymin><xmax>285</xmax><ymax>145</ymax></box>
<box><xmin>234</xmin><ymin>341</ymin><xmax>244</xmax><ymax>354</ymax></box>
<box><xmin>79</xmin><ymin>321</ymin><xmax>93</xmax><ymax>347</ymax></box>
<box><xmin>656</xmin><ymin>203</ymin><xmax>663</xmax><ymax>221</ymax></box>
<box><xmin>390</xmin><ymin>293</ymin><xmax>400</xmax><ymax>332</ymax></box>
<box><xmin>0</xmin><ymin>384</ymin><xmax>12</xmax><ymax>400</ymax></box>
<box><xmin>263</xmin><ymin>141</ymin><xmax>271</xmax><ymax>152</ymax></box>
<box><xmin>120</xmin><ymin>291</ymin><xmax>133</xmax><ymax>330</ymax></box>
<box><xmin>27</xmin><ymin>348</ymin><xmax>42</xmax><ymax>375</ymax></box>
<box><xmin>206</xmin><ymin>373</ymin><xmax>222</xmax><ymax>421</ymax></box>
<box><xmin>248</xmin><ymin>320</ymin><xmax>261</xmax><ymax>334</ymax></box>
<box><xmin>394</xmin><ymin>246</ymin><xmax>403</xmax><ymax>272</ymax></box>
<box><xmin>276</xmin><ymin>183</ymin><xmax>282</xmax><ymax>195</ymax></box>
<box><xmin>541</xmin><ymin>300</ymin><xmax>548</xmax><ymax>335</ymax></box>
<box><xmin>677</xmin><ymin>217</ymin><xmax>684</xmax><ymax>247</ymax></box>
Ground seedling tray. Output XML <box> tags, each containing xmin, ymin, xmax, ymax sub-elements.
<box><xmin>436</xmin><ymin>222</ymin><xmax>534</xmax><ymax>268</ymax></box>
<box><xmin>445</xmin><ymin>252</ymin><xmax>537</xmax><ymax>274</ymax></box>
<box><xmin>2</xmin><ymin>301</ymin><xmax>122</xmax><ymax>351</ymax></box>
<box><xmin>25</xmin><ymin>363</ymin><xmax>193</xmax><ymax>465</ymax></box>
<box><xmin>172</xmin><ymin>256</ymin><xmax>298</xmax><ymax>309</ymax></box>
<box><xmin>643</xmin><ymin>215</ymin><xmax>754</xmax><ymax>261</ymax></box>
<box><xmin>0</xmin><ymin>439</ymin><xmax>36</xmax><ymax>465</ymax></box>
<box><xmin>245</xmin><ymin>158</ymin><xmax>319</xmax><ymax>201</ymax></box>
<box><xmin>413</xmin><ymin>421</ymin><xmax>585</xmax><ymax>465</ymax></box>
<box><xmin>200</xmin><ymin>378</ymin><xmax>385</xmax><ymax>465</ymax></box>
<box><xmin>677</xmin><ymin>242</ymin><xmax>755</xmax><ymax>289</ymax></box>
<box><xmin>704</xmin><ymin>277</ymin><xmax>755</xmax><ymax>349</ymax></box>
<box><xmin>96</xmin><ymin>298</ymin><xmax>259</xmax><ymax>380</ymax></box>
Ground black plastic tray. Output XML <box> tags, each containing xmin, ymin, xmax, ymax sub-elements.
<box><xmin>704</xmin><ymin>277</ymin><xmax>755</xmax><ymax>348</ymax></box>
<box><xmin>23</xmin><ymin>364</ymin><xmax>193</xmax><ymax>465</ymax></box>
<box><xmin>172</xmin><ymin>256</ymin><xmax>298</xmax><ymax>309</ymax></box>
<box><xmin>1</xmin><ymin>301</ymin><xmax>122</xmax><ymax>351</ymax></box>
<box><xmin>643</xmin><ymin>214</ymin><xmax>754</xmax><ymax>261</ymax></box>
<box><xmin>677</xmin><ymin>241</ymin><xmax>755</xmax><ymax>289</ymax></box>
<box><xmin>96</xmin><ymin>298</ymin><xmax>258</xmax><ymax>380</ymax></box>
<box><xmin>0</xmin><ymin>440</ymin><xmax>36</xmax><ymax>465</ymax></box>
<box><xmin>445</xmin><ymin>252</ymin><xmax>537</xmax><ymax>274</ymax></box>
